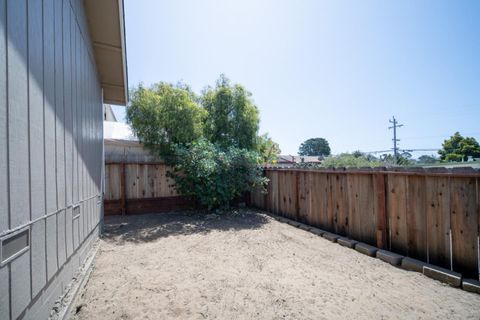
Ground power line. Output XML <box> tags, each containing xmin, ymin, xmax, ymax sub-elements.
<box><xmin>388</xmin><ymin>116</ymin><xmax>403</xmax><ymax>164</ymax></box>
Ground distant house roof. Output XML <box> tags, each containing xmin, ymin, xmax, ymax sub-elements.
<box><xmin>104</xmin><ymin>121</ymin><xmax>136</xmax><ymax>141</ymax></box>
<box><xmin>104</xmin><ymin>105</ymin><xmax>118</xmax><ymax>122</ymax></box>
<box><xmin>85</xmin><ymin>0</ymin><xmax>128</xmax><ymax>105</ymax></box>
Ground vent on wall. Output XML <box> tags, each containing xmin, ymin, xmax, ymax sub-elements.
<box><xmin>1</xmin><ymin>228</ymin><xmax>30</xmax><ymax>266</ymax></box>
<box><xmin>73</xmin><ymin>205</ymin><xmax>80</xmax><ymax>219</ymax></box>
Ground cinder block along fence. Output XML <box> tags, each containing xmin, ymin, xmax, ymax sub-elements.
<box><xmin>250</xmin><ymin>167</ymin><xmax>480</xmax><ymax>280</ymax></box>
<box><xmin>104</xmin><ymin>162</ymin><xmax>194</xmax><ymax>215</ymax></box>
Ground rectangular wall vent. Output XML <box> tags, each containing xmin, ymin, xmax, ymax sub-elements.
<box><xmin>73</xmin><ymin>205</ymin><xmax>80</xmax><ymax>219</ymax></box>
<box><xmin>1</xmin><ymin>228</ymin><xmax>30</xmax><ymax>265</ymax></box>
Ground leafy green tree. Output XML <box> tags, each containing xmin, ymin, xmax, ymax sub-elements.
<box><xmin>438</xmin><ymin>132</ymin><xmax>480</xmax><ymax>162</ymax></box>
<box><xmin>171</xmin><ymin>139</ymin><xmax>267</xmax><ymax>209</ymax></box>
<box><xmin>202</xmin><ymin>75</ymin><xmax>260</xmax><ymax>150</ymax></box>
<box><xmin>298</xmin><ymin>138</ymin><xmax>331</xmax><ymax>156</ymax></box>
<box><xmin>256</xmin><ymin>133</ymin><xmax>281</xmax><ymax>164</ymax></box>
<box><xmin>126</xmin><ymin>83</ymin><xmax>206</xmax><ymax>158</ymax></box>
<box><xmin>417</xmin><ymin>155</ymin><xmax>437</xmax><ymax>164</ymax></box>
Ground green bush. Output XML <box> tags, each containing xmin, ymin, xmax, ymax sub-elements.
<box><xmin>170</xmin><ymin>139</ymin><xmax>268</xmax><ymax>210</ymax></box>
<box><xmin>321</xmin><ymin>153</ymin><xmax>384</xmax><ymax>168</ymax></box>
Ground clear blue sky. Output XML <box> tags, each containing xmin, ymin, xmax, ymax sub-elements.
<box><xmin>114</xmin><ymin>0</ymin><xmax>480</xmax><ymax>156</ymax></box>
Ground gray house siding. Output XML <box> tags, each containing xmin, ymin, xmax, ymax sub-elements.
<box><xmin>0</xmin><ymin>0</ymin><xmax>104</xmax><ymax>319</ymax></box>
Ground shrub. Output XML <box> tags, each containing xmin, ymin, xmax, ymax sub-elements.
<box><xmin>171</xmin><ymin>139</ymin><xmax>268</xmax><ymax>210</ymax></box>
<box><xmin>320</xmin><ymin>153</ymin><xmax>384</xmax><ymax>168</ymax></box>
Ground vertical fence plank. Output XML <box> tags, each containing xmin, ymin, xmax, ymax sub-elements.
<box><xmin>426</xmin><ymin>176</ymin><xmax>451</xmax><ymax>269</ymax></box>
<box><xmin>298</xmin><ymin>171</ymin><xmax>308</xmax><ymax>222</ymax></box>
<box><xmin>374</xmin><ymin>173</ymin><xmax>388</xmax><ymax>249</ymax></box>
<box><xmin>315</xmin><ymin>173</ymin><xmax>329</xmax><ymax>229</ymax></box>
<box><xmin>333</xmin><ymin>173</ymin><xmax>349</xmax><ymax>236</ymax></box>
<box><xmin>348</xmin><ymin>173</ymin><xmax>376</xmax><ymax>245</ymax></box>
<box><xmin>450</xmin><ymin>177</ymin><xmax>478</xmax><ymax>278</ymax></box>
<box><xmin>387</xmin><ymin>174</ymin><xmax>408</xmax><ymax>255</ymax></box>
<box><xmin>406</xmin><ymin>175</ymin><xmax>427</xmax><ymax>261</ymax></box>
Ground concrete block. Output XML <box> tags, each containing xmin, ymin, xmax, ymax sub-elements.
<box><xmin>337</xmin><ymin>237</ymin><xmax>358</xmax><ymax>249</ymax></box>
<box><xmin>423</xmin><ymin>265</ymin><xmax>462</xmax><ymax>287</ymax></box>
<box><xmin>297</xmin><ymin>223</ymin><xmax>311</xmax><ymax>231</ymax></box>
<box><xmin>57</xmin><ymin>210</ymin><xmax>67</xmax><ymax>267</ymax></box>
<box><xmin>462</xmin><ymin>279</ymin><xmax>480</xmax><ymax>294</ymax></box>
<box><xmin>0</xmin><ymin>265</ymin><xmax>9</xmax><ymax>320</ymax></box>
<box><xmin>400</xmin><ymin>257</ymin><xmax>428</xmax><ymax>273</ymax></box>
<box><xmin>11</xmin><ymin>251</ymin><xmax>31</xmax><ymax>319</ymax></box>
<box><xmin>355</xmin><ymin>242</ymin><xmax>378</xmax><ymax>257</ymax></box>
<box><xmin>46</xmin><ymin>215</ymin><xmax>58</xmax><ymax>281</ymax></box>
<box><xmin>376</xmin><ymin>250</ymin><xmax>404</xmax><ymax>266</ymax></box>
<box><xmin>286</xmin><ymin>219</ymin><xmax>301</xmax><ymax>227</ymax></box>
<box><xmin>322</xmin><ymin>232</ymin><xmax>340</xmax><ymax>242</ymax></box>
<box><xmin>309</xmin><ymin>227</ymin><xmax>325</xmax><ymax>236</ymax></box>
<box><xmin>31</xmin><ymin>220</ymin><xmax>47</xmax><ymax>298</ymax></box>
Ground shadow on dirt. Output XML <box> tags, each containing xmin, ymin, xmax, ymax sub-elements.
<box><xmin>102</xmin><ymin>208</ymin><xmax>271</xmax><ymax>244</ymax></box>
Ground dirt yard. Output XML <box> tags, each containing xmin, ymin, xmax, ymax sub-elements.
<box><xmin>71</xmin><ymin>209</ymin><xmax>480</xmax><ymax>320</ymax></box>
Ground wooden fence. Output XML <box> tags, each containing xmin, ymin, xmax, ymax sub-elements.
<box><xmin>104</xmin><ymin>162</ymin><xmax>193</xmax><ymax>215</ymax></box>
<box><xmin>250</xmin><ymin>167</ymin><xmax>480</xmax><ymax>279</ymax></box>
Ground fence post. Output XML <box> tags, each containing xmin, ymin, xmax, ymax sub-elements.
<box><xmin>295</xmin><ymin>171</ymin><xmax>300</xmax><ymax>221</ymax></box>
<box><xmin>121</xmin><ymin>163</ymin><xmax>126</xmax><ymax>215</ymax></box>
<box><xmin>375</xmin><ymin>173</ymin><xmax>388</xmax><ymax>249</ymax></box>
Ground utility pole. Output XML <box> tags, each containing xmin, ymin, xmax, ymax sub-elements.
<box><xmin>388</xmin><ymin>116</ymin><xmax>403</xmax><ymax>164</ymax></box>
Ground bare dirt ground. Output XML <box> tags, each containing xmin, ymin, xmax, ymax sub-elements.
<box><xmin>71</xmin><ymin>209</ymin><xmax>480</xmax><ymax>320</ymax></box>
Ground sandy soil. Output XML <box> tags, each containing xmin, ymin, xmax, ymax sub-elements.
<box><xmin>71</xmin><ymin>209</ymin><xmax>480</xmax><ymax>320</ymax></box>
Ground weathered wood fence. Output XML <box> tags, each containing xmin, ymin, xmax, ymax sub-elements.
<box><xmin>104</xmin><ymin>162</ymin><xmax>193</xmax><ymax>215</ymax></box>
<box><xmin>250</xmin><ymin>167</ymin><xmax>480</xmax><ymax>279</ymax></box>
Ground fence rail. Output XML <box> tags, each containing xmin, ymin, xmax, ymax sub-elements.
<box><xmin>104</xmin><ymin>162</ymin><xmax>193</xmax><ymax>215</ymax></box>
<box><xmin>250</xmin><ymin>167</ymin><xmax>480</xmax><ymax>279</ymax></box>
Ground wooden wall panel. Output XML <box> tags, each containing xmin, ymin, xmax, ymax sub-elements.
<box><xmin>426</xmin><ymin>176</ymin><xmax>451</xmax><ymax>269</ymax></box>
<box><xmin>8</xmin><ymin>0</ymin><xmax>30</xmax><ymax>228</ymax></box>
<box><xmin>64</xmin><ymin>2</ymin><xmax>73</xmax><ymax>206</ymax></box>
<box><xmin>0</xmin><ymin>0</ymin><xmax>7</xmax><ymax>231</ymax></box>
<box><xmin>55</xmin><ymin>0</ymin><xmax>65</xmax><ymax>208</ymax></box>
<box><xmin>28</xmin><ymin>0</ymin><xmax>46</xmax><ymax>220</ymax></box>
<box><xmin>450</xmin><ymin>177</ymin><xmax>478</xmax><ymax>278</ymax></box>
<box><xmin>44</xmin><ymin>0</ymin><xmax>57</xmax><ymax>213</ymax></box>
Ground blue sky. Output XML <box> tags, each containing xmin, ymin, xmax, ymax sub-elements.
<box><xmin>115</xmin><ymin>0</ymin><xmax>480</xmax><ymax>156</ymax></box>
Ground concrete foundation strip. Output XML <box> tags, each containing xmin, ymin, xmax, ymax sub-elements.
<box><xmin>268</xmin><ymin>212</ymin><xmax>479</xmax><ymax>294</ymax></box>
<box><xmin>55</xmin><ymin>242</ymin><xmax>99</xmax><ymax>320</ymax></box>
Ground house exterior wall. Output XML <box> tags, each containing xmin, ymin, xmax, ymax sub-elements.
<box><xmin>0</xmin><ymin>0</ymin><xmax>104</xmax><ymax>319</ymax></box>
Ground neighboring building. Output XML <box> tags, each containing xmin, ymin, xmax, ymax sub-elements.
<box><xmin>104</xmin><ymin>104</ymin><xmax>118</xmax><ymax>122</ymax></box>
<box><xmin>104</xmin><ymin>121</ymin><xmax>160</xmax><ymax>163</ymax></box>
<box><xmin>276</xmin><ymin>155</ymin><xmax>323</xmax><ymax>166</ymax></box>
<box><xmin>0</xmin><ymin>1</ymin><xmax>127</xmax><ymax>319</ymax></box>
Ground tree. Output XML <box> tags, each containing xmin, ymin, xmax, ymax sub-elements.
<box><xmin>417</xmin><ymin>155</ymin><xmax>437</xmax><ymax>164</ymax></box>
<box><xmin>202</xmin><ymin>75</ymin><xmax>260</xmax><ymax>150</ymax></box>
<box><xmin>126</xmin><ymin>82</ymin><xmax>206</xmax><ymax>158</ymax></box>
<box><xmin>298</xmin><ymin>138</ymin><xmax>331</xmax><ymax>156</ymax></box>
<box><xmin>438</xmin><ymin>132</ymin><xmax>480</xmax><ymax>162</ymax></box>
<box><xmin>171</xmin><ymin>139</ymin><xmax>267</xmax><ymax>210</ymax></box>
<box><xmin>256</xmin><ymin>133</ymin><xmax>281</xmax><ymax>164</ymax></box>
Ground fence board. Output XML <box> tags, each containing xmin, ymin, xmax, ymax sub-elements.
<box><xmin>425</xmin><ymin>176</ymin><xmax>451</xmax><ymax>269</ymax></box>
<box><xmin>348</xmin><ymin>174</ymin><xmax>376</xmax><ymax>245</ymax></box>
<box><xmin>333</xmin><ymin>173</ymin><xmax>349</xmax><ymax>236</ymax></box>
<box><xmin>387</xmin><ymin>174</ymin><xmax>408</xmax><ymax>255</ymax></box>
<box><xmin>450</xmin><ymin>177</ymin><xmax>478</xmax><ymax>278</ymax></box>
<box><xmin>406</xmin><ymin>175</ymin><xmax>427</xmax><ymax>261</ymax></box>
